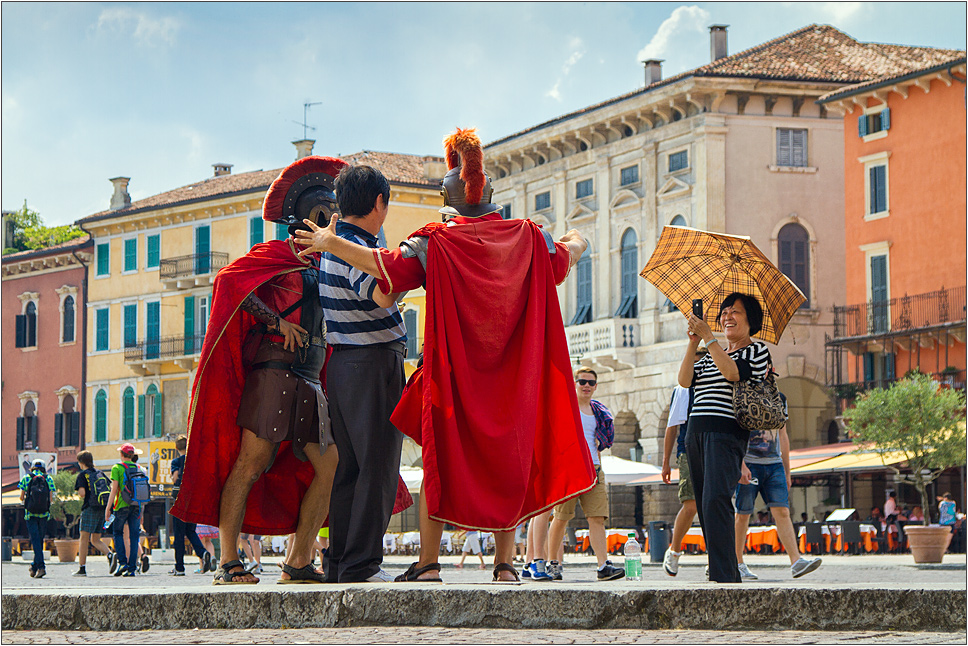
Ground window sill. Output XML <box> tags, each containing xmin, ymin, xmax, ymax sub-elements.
<box><xmin>768</xmin><ymin>165</ymin><xmax>817</xmax><ymax>174</ymax></box>
<box><xmin>19</xmin><ymin>346</ymin><xmax>38</xmax><ymax>353</ymax></box>
<box><xmin>58</xmin><ymin>340</ymin><xmax>77</xmax><ymax>347</ymax></box>
<box><xmin>665</xmin><ymin>167</ymin><xmax>691</xmax><ymax>178</ymax></box>
<box><xmin>121</xmin><ymin>270</ymin><xmax>139</xmax><ymax>276</ymax></box>
<box><xmin>862</xmin><ymin>130</ymin><xmax>888</xmax><ymax>143</ymax></box>
<box><xmin>145</xmin><ymin>265</ymin><xmax>160</xmax><ymax>272</ymax></box>
<box><xmin>619</xmin><ymin>181</ymin><xmax>641</xmax><ymax>190</ymax></box>
<box><xmin>864</xmin><ymin>210</ymin><xmax>890</xmax><ymax>222</ymax></box>
<box><xmin>94</xmin><ymin>274</ymin><xmax>110</xmax><ymax>280</ymax></box>
<box><xmin>576</xmin><ymin>195</ymin><xmax>595</xmax><ymax>202</ymax></box>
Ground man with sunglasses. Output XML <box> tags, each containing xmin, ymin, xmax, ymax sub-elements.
<box><xmin>545</xmin><ymin>368</ymin><xmax>624</xmax><ymax>582</ymax></box>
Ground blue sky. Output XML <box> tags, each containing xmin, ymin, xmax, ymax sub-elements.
<box><xmin>2</xmin><ymin>2</ymin><xmax>965</xmax><ymax>226</ymax></box>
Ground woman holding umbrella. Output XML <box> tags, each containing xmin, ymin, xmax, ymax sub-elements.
<box><xmin>678</xmin><ymin>292</ymin><xmax>771</xmax><ymax>583</ymax></box>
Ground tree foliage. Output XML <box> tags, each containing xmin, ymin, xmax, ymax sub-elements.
<box><xmin>3</xmin><ymin>201</ymin><xmax>86</xmax><ymax>254</ymax></box>
<box><xmin>50</xmin><ymin>470</ymin><xmax>82</xmax><ymax>532</ymax></box>
<box><xmin>843</xmin><ymin>373</ymin><xmax>966</xmax><ymax>525</ymax></box>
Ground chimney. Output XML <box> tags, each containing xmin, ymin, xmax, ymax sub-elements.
<box><xmin>710</xmin><ymin>25</ymin><xmax>728</xmax><ymax>61</ymax></box>
<box><xmin>643</xmin><ymin>59</ymin><xmax>663</xmax><ymax>86</ymax></box>
<box><xmin>293</xmin><ymin>139</ymin><xmax>315</xmax><ymax>160</ymax></box>
<box><xmin>109</xmin><ymin>177</ymin><xmax>131</xmax><ymax>211</ymax></box>
<box><xmin>212</xmin><ymin>163</ymin><xmax>233</xmax><ymax>177</ymax></box>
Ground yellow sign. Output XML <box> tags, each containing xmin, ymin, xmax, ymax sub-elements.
<box><xmin>148</xmin><ymin>441</ymin><xmax>178</xmax><ymax>498</ymax></box>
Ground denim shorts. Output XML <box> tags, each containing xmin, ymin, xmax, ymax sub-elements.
<box><xmin>734</xmin><ymin>461</ymin><xmax>789</xmax><ymax>514</ymax></box>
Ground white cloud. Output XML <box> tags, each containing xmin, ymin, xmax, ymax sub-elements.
<box><xmin>545</xmin><ymin>37</ymin><xmax>587</xmax><ymax>102</ymax></box>
<box><xmin>636</xmin><ymin>5</ymin><xmax>711</xmax><ymax>62</ymax></box>
<box><xmin>96</xmin><ymin>8</ymin><xmax>180</xmax><ymax>47</ymax></box>
<box><xmin>816</xmin><ymin>2</ymin><xmax>864</xmax><ymax>25</ymax></box>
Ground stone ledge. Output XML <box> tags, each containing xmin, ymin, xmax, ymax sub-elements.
<box><xmin>2</xmin><ymin>588</ymin><xmax>964</xmax><ymax>632</ymax></box>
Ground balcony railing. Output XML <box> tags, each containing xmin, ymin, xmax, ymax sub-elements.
<box><xmin>124</xmin><ymin>334</ymin><xmax>206</xmax><ymax>363</ymax></box>
<box><xmin>831</xmin><ymin>286</ymin><xmax>966</xmax><ymax>340</ymax></box>
<box><xmin>829</xmin><ymin>369</ymin><xmax>966</xmax><ymax>404</ymax></box>
<box><xmin>566</xmin><ymin>317</ymin><xmax>637</xmax><ymax>359</ymax></box>
<box><xmin>159</xmin><ymin>252</ymin><xmax>228</xmax><ymax>281</ymax></box>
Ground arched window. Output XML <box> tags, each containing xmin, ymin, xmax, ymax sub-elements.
<box><xmin>62</xmin><ymin>295</ymin><xmax>75</xmax><ymax>343</ymax></box>
<box><xmin>122</xmin><ymin>387</ymin><xmax>135</xmax><ymax>440</ymax></box>
<box><xmin>144</xmin><ymin>384</ymin><xmax>164</xmax><ymax>438</ymax></box>
<box><xmin>570</xmin><ymin>248</ymin><xmax>593</xmax><ymax>325</ymax></box>
<box><xmin>95</xmin><ymin>390</ymin><xmax>108</xmax><ymax>442</ymax></box>
<box><xmin>778</xmin><ymin>223</ymin><xmax>810</xmax><ymax>308</ymax></box>
<box><xmin>16</xmin><ymin>301</ymin><xmax>38</xmax><ymax>348</ymax></box>
<box><xmin>666</xmin><ymin>217</ymin><xmax>687</xmax><ymax>311</ymax></box>
<box><xmin>615</xmin><ymin>229</ymin><xmax>638</xmax><ymax>318</ymax></box>
<box><xmin>17</xmin><ymin>400</ymin><xmax>38</xmax><ymax>450</ymax></box>
<box><xmin>55</xmin><ymin>394</ymin><xmax>78</xmax><ymax>447</ymax></box>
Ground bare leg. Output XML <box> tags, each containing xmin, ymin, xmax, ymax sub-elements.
<box><xmin>529</xmin><ymin>510</ymin><xmax>552</xmax><ymax>562</ymax></box>
<box><xmin>414</xmin><ymin>482</ymin><xmax>444</xmax><ymax>580</ymax></box>
<box><xmin>493</xmin><ymin>531</ymin><xmax>516</xmax><ymax>580</ymax></box>
<box><xmin>771</xmin><ymin>506</ymin><xmax>803</xmax><ymax>564</ymax></box>
<box><xmin>547</xmin><ymin>517</ymin><xmax>568</xmax><ymax>564</ymax></box>
<box><xmin>217</xmin><ymin>429</ymin><xmax>275</xmax><ymax>582</ymax></box>
<box><xmin>525</xmin><ymin>519</ymin><xmax>535</xmax><ymax>563</ymax></box>
<box><xmin>669</xmin><ymin>500</ymin><xmax>697</xmax><ymax>552</ymax></box>
<box><xmin>89</xmin><ymin>532</ymin><xmax>111</xmax><ymax>557</ymax></box>
<box><xmin>281</xmin><ymin>442</ymin><xmax>338</xmax><ymax>580</ymax></box>
<box><xmin>734</xmin><ymin>513</ymin><xmax>751</xmax><ymax>564</ymax></box>
<box><xmin>586</xmin><ymin>516</ymin><xmax>610</xmax><ymax>568</ymax></box>
<box><xmin>78</xmin><ymin>531</ymin><xmax>91</xmax><ymax>567</ymax></box>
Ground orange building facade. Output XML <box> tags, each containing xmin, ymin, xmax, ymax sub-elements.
<box><xmin>820</xmin><ymin>57</ymin><xmax>967</xmax><ymax>403</ymax></box>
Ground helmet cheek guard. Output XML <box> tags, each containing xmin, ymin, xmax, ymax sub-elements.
<box><xmin>264</xmin><ymin>156</ymin><xmax>349</xmax><ymax>233</ymax></box>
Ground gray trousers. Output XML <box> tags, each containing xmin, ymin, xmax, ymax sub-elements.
<box><xmin>324</xmin><ymin>343</ymin><xmax>404</xmax><ymax>582</ymax></box>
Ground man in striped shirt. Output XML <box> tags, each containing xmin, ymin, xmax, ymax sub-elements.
<box><xmin>318</xmin><ymin>164</ymin><xmax>406</xmax><ymax>583</ymax></box>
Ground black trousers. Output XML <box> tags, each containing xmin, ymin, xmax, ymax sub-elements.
<box><xmin>685</xmin><ymin>419</ymin><xmax>746</xmax><ymax>583</ymax></box>
<box><xmin>171</xmin><ymin>514</ymin><xmax>207</xmax><ymax>572</ymax></box>
<box><xmin>324</xmin><ymin>344</ymin><xmax>404</xmax><ymax>582</ymax></box>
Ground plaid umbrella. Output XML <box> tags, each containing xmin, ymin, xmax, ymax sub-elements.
<box><xmin>640</xmin><ymin>226</ymin><xmax>806</xmax><ymax>344</ymax></box>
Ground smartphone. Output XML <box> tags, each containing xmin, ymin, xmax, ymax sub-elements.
<box><xmin>748</xmin><ymin>477</ymin><xmax>759</xmax><ymax>486</ymax></box>
<box><xmin>692</xmin><ymin>299</ymin><xmax>703</xmax><ymax>318</ymax></box>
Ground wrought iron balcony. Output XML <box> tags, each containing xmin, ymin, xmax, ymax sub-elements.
<box><xmin>829</xmin><ymin>369</ymin><xmax>966</xmax><ymax>405</ymax></box>
<box><xmin>830</xmin><ymin>286</ymin><xmax>966</xmax><ymax>341</ymax></box>
<box><xmin>159</xmin><ymin>252</ymin><xmax>228</xmax><ymax>289</ymax></box>
<box><xmin>124</xmin><ymin>334</ymin><xmax>206</xmax><ymax>375</ymax></box>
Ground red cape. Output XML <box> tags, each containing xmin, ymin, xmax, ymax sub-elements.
<box><xmin>172</xmin><ymin>239</ymin><xmax>412</xmax><ymax>535</ymax></box>
<box><xmin>390</xmin><ymin>219</ymin><xmax>595</xmax><ymax>531</ymax></box>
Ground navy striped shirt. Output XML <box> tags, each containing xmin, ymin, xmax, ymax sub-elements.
<box><xmin>319</xmin><ymin>221</ymin><xmax>406</xmax><ymax>346</ymax></box>
<box><xmin>690</xmin><ymin>341</ymin><xmax>771</xmax><ymax>420</ymax></box>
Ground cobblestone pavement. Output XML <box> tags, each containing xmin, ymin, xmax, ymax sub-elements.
<box><xmin>2</xmin><ymin>628</ymin><xmax>967</xmax><ymax>644</ymax></box>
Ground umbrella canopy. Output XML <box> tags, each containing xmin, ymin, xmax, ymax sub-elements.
<box><xmin>640</xmin><ymin>226</ymin><xmax>806</xmax><ymax>344</ymax></box>
<box><xmin>599</xmin><ymin>455</ymin><xmax>661</xmax><ymax>484</ymax></box>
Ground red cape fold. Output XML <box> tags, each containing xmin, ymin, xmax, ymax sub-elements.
<box><xmin>390</xmin><ymin>219</ymin><xmax>595</xmax><ymax>531</ymax></box>
<box><xmin>172</xmin><ymin>239</ymin><xmax>412</xmax><ymax>535</ymax></box>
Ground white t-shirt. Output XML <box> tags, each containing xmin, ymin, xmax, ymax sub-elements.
<box><xmin>581</xmin><ymin>411</ymin><xmax>600</xmax><ymax>467</ymax></box>
<box><xmin>667</xmin><ymin>385</ymin><xmax>690</xmax><ymax>428</ymax></box>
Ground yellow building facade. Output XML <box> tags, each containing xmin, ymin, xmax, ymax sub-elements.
<box><xmin>77</xmin><ymin>145</ymin><xmax>441</xmax><ymax>471</ymax></box>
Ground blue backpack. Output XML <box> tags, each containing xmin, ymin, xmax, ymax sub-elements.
<box><xmin>120</xmin><ymin>463</ymin><xmax>151</xmax><ymax>505</ymax></box>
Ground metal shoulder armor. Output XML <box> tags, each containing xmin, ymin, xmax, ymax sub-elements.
<box><xmin>400</xmin><ymin>235</ymin><xmax>430</xmax><ymax>270</ymax></box>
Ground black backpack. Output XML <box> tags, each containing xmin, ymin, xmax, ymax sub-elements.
<box><xmin>24</xmin><ymin>473</ymin><xmax>51</xmax><ymax>515</ymax></box>
<box><xmin>86</xmin><ymin>470</ymin><xmax>111</xmax><ymax>509</ymax></box>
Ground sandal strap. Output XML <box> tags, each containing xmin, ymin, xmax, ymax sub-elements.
<box><xmin>220</xmin><ymin>560</ymin><xmax>244</xmax><ymax>572</ymax></box>
<box><xmin>401</xmin><ymin>561</ymin><xmax>441</xmax><ymax>581</ymax></box>
<box><xmin>492</xmin><ymin>562</ymin><xmax>519</xmax><ymax>581</ymax></box>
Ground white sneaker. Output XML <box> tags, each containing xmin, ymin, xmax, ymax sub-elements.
<box><xmin>737</xmin><ymin>563</ymin><xmax>758</xmax><ymax>580</ymax></box>
<box><xmin>791</xmin><ymin>556</ymin><xmax>822</xmax><ymax>578</ymax></box>
<box><xmin>365</xmin><ymin>568</ymin><xmax>393</xmax><ymax>582</ymax></box>
<box><xmin>662</xmin><ymin>549</ymin><xmax>680</xmax><ymax>576</ymax></box>
<box><xmin>704</xmin><ymin>565</ymin><xmax>709</xmax><ymax>580</ymax></box>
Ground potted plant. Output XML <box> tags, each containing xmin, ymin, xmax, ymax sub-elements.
<box><xmin>843</xmin><ymin>373</ymin><xmax>966</xmax><ymax>563</ymax></box>
<box><xmin>49</xmin><ymin>471</ymin><xmax>82</xmax><ymax>562</ymax></box>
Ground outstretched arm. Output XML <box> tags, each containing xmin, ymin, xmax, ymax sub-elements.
<box><xmin>558</xmin><ymin>229</ymin><xmax>588</xmax><ymax>269</ymax></box>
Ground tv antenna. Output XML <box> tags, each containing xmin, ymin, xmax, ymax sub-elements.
<box><xmin>291</xmin><ymin>101</ymin><xmax>323</xmax><ymax>140</ymax></box>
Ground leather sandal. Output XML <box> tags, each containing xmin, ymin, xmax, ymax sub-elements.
<box><xmin>278</xmin><ymin>562</ymin><xmax>326</xmax><ymax>584</ymax></box>
<box><xmin>212</xmin><ymin>559</ymin><xmax>258</xmax><ymax>585</ymax></box>
<box><xmin>394</xmin><ymin>561</ymin><xmax>442</xmax><ymax>582</ymax></box>
<box><xmin>492</xmin><ymin>562</ymin><xmax>521</xmax><ymax>584</ymax></box>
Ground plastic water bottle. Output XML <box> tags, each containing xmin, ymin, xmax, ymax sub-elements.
<box><xmin>624</xmin><ymin>532</ymin><xmax>642</xmax><ymax>581</ymax></box>
<box><xmin>103</xmin><ymin>513</ymin><xmax>115</xmax><ymax>531</ymax></box>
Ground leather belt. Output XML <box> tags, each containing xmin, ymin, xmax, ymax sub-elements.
<box><xmin>330</xmin><ymin>340</ymin><xmax>407</xmax><ymax>357</ymax></box>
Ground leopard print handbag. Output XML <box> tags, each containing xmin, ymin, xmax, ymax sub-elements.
<box><xmin>733</xmin><ymin>368</ymin><xmax>786</xmax><ymax>431</ymax></box>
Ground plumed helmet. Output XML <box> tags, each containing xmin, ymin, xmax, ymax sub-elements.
<box><xmin>439</xmin><ymin>128</ymin><xmax>502</xmax><ymax>220</ymax></box>
<box><xmin>263</xmin><ymin>156</ymin><xmax>349</xmax><ymax>227</ymax></box>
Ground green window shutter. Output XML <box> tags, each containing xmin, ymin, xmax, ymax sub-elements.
<box><xmin>250</xmin><ymin>217</ymin><xmax>264</xmax><ymax>247</ymax></box>
<box><xmin>184</xmin><ymin>296</ymin><xmax>195</xmax><ymax>354</ymax></box>
<box><xmin>146</xmin><ymin>234</ymin><xmax>160</xmax><ymax>268</ymax></box>
<box><xmin>97</xmin><ymin>243</ymin><xmax>110</xmax><ymax>276</ymax></box>
<box><xmin>858</xmin><ymin>114</ymin><xmax>868</xmax><ymax>137</ymax></box>
<box><xmin>70</xmin><ymin>412</ymin><xmax>80</xmax><ymax>446</ymax></box>
<box><xmin>153</xmin><ymin>391</ymin><xmax>163</xmax><ymax>437</ymax></box>
<box><xmin>122</xmin><ymin>388</ymin><xmax>135</xmax><ymax>440</ymax></box>
<box><xmin>124</xmin><ymin>238</ymin><xmax>137</xmax><ymax>272</ymax></box>
<box><xmin>95</xmin><ymin>391</ymin><xmax>107</xmax><ymax>442</ymax></box>
<box><xmin>195</xmin><ymin>226</ymin><xmax>211</xmax><ymax>274</ymax></box>
<box><xmin>276</xmin><ymin>223</ymin><xmax>289</xmax><ymax>240</ymax></box>
<box><xmin>96</xmin><ymin>309</ymin><xmax>109</xmax><ymax>351</ymax></box>
<box><xmin>138</xmin><ymin>394</ymin><xmax>145</xmax><ymax>438</ymax></box>
<box><xmin>124</xmin><ymin>304</ymin><xmax>137</xmax><ymax>348</ymax></box>
<box><xmin>146</xmin><ymin>301</ymin><xmax>160</xmax><ymax>359</ymax></box>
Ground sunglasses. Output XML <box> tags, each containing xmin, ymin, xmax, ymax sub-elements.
<box><xmin>577</xmin><ymin>379</ymin><xmax>597</xmax><ymax>386</ymax></box>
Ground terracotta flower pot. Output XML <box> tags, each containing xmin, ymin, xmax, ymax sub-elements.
<box><xmin>905</xmin><ymin>525</ymin><xmax>952</xmax><ymax>563</ymax></box>
<box><xmin>53</xmin><ymin>539</ymin><xmax>79</xmax><ymax>563</ymax></box>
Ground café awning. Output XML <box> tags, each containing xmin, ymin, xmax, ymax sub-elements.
<box><xmin>790</xmin><ymin>451</ymin><xmax>908</xmax><ymax>475</ymax></box>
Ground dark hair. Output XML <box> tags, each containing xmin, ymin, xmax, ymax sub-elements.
<box><xmin>335</xmin><ymin>165</ymin><xmax>390</xmax><ymax>217</ymax></box>
<box><xmin>77</xmin><ymin>451</ymin><xmax>94</xmax><ymax>468</ymax></box>
<box><xmin>719</xmin><ymin>292</ymin><xmax>763</xmax><ymax>337</ymax></box>
<box><xmin>175</xmin><ymin>435</ymin><xmax>187</xmax><ymax>452</ymax></box>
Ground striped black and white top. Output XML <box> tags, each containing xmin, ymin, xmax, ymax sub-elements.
<box><xmin>690</xmin><ymin>341</ymin><xmax>771</xmax><ymax>420</ymax></box>
<box><xmin>319</xmin><ymin>221</ymin><xmax>406</xmax><ymax>346</ymax></box>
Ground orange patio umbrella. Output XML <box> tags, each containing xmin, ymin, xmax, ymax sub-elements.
<box><xmin>640</xmin><ymin>226</ymin><xmax>806</xmax><ymax>344</ymax></box>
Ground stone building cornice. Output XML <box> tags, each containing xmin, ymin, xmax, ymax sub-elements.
<box><xmin>819</xmin><ymin>61</ymin><xmax>967</xmax><ymax>115</ymax></box>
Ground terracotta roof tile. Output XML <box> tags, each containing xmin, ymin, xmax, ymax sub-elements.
<box><xmin>817</xmin><ymin>55</ymin><xmax>966</xmax><ymax>102</ymax></box>
<box><xmin>77</xmin><ymin>152</ymin><xmax>443</xmax><ymax>225</ymax></box>
<box><xmin>487</xmin><ymin>24</ymin><xmax>965</xmax><ymax>148</ymax></box>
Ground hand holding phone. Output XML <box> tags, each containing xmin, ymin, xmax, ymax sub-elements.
<box><xmin>692</xmin><ymin>299</ymin><xmax>703</xmax><ymax>318</ymax></box>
